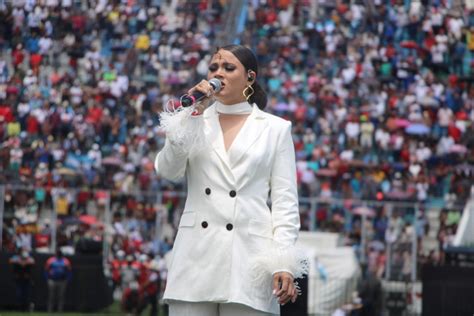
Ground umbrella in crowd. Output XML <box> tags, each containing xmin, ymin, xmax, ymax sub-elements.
<box><xmin>102</xmin><ymin>156</ymin><xmax>123</xmax><ymax>167</ymax></box>
<box><xmin>369</xmin><ymin>240</ymin><xmax>385</xmax><ymax>251</ymax></box>
<box><xmin>316</xmin><ymin>168</ymin><xmax>338</xmax><ymax>177</ymax></box>
<box><xmin>386</xmin><ymin>117</ymin><xmax>410</xmax><ymax>131</ymax></box>
<box><xmin>57</xmin><ymin>167</ymin><xmax>78</xmax><ymax>176</ymax></box>
<box><xmin>385</xmin><ymin>190</ymin><xmax>413</xmax><ymax>200</ymax></box>
<box><xmin>61</xmin><ymin>217</ymin><xmax>82</xmax><ymax>226</ymax></box>
<box><xmin>419</xmin><ymin>96</ymin><xmax>439</xmax><ymax>107</ymax></box>
<box><xmin>405</xmin><ymin>123</ymin><xmax>430</xmax><ymax>135</ymax></box>
<box><xmin>79</xmin><ymin>214</ymin><xmax>100</xmax><ymax>226</ymax></box>
<box><xmin>352</xmin><ymin>206</ymin><xmax>376</xmax><ymax>218</ymax></box>
<box><xmin>449</xmin><ymin>144</ymin><xmax>468</xmax><ymax>154</ymax></box>
<box><xmin>395</xmin><ymin>118</ymin><xmax>411</xmax><ymax>128</ymax></box>
<box><xmin>455</xmin><ymin>163</ymin><xmax>474</xmax><ymax>175</ymax></box>
<box><xmin>347</xmin><ymin>160</ymin><xmax>369</xmax><ymax>168</ymax></box>
<box><xmin>400</xmin><ymin>40</ymin><xmax>418</xmax><ymax>49</ymax></box>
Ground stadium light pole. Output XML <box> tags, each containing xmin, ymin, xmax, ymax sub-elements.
<box><xmin>385</xmin><ymin>203</ymin><xmax>393</xmax><ymax>281</ymax></box>
<box><xmin>51</xmin><ymin>190</ymin><xmax>58</xmax><ymax>254</ymax></box>
<box><xmin>102</xmin><ymin>191</ymin><xmax>111</xmax><ymax>270</ymax></box>
<box><xmin>154</xmin><ymin>192</ymin><xmax>163</xmax><ymax>248</ymax></box>
<box><xmin>409</xmin><ymin>204</ymin><xmax>420</xmax><ymax>311</ymax></box>
<box><xmin>309</xmin><ymin>199</ymin><xmax>317</xmax><ymax>231</ymax></box>
<box><xmin>0</xmin><ymin>185</ymin><xmax>4</xmax><ymax>250</ymax></box>
<box><xmin>412</xmin><ymin>204</ymin><xmax>418</xmax><ymax>282</ymax></box>
<box><xmin>360</xmin><ymin>203</ymin><xmax>368</xmax><ymax>265</ymax></box>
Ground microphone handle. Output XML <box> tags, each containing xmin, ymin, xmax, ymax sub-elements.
<box><xmin>180</xmin><ymin>90</ymin><xmax>207</xmax><ymax>107</ymax></box>
<box><xmin>180</xmin><ymin>79</ymin><xmax>220</xmax><ymax>107</ymax></box>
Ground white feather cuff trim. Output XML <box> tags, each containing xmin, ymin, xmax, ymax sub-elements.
<box><xmin>159</xmin><ymin>103</ymin><xmax>206</xmax><ymax>156</ymax></box>
<box><xmin>250</xmin><ymin>243</ymin><xmax>309</xmax><ymax>285</ymax></box>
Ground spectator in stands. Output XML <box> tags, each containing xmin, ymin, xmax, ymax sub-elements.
<box><xmin>121</xmin><ymin>254</ymin><xmax>140</xmax><ymax>315</ymax></box>
<box><xmin>111</xmin><ymin>249</ymin><xmax>126</xmax><ymax>297</ymax></box>
<box><xmin>138</xmin><ymin>258</ymin><xmax>160</xmax><ymax>316</ymax></box>
<box><xmin>358</xmin><ymin>266</ymin><xmax>383</xmax><ymax>316</ymax></box>
<box><xmin>9</xmin><ymin>248</ymin><xmax>35</xmax><ymax>311</ymax></box>
<box><xmin>44</xmin><ymin>249</ymin><xmax>72</xmax><ymax>313</ymax></box>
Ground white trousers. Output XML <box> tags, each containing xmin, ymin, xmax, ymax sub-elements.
<box><xmin>168</xmin><ymin>301</ymin><xmax>278</xmax><ymax>316</ymax></box>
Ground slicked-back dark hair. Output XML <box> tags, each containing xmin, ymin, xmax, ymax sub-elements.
<box><xmin>217</xmin><ymin>45</ymin><xmax>268</xmax><ymax>110</ymax></box>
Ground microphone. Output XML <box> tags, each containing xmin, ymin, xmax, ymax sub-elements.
<box><xmin>180</xmin><ymin>78</ymin><xmax>222</xmax><ymax>107</ymax></box>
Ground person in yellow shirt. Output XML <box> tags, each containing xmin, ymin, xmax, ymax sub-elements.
<box><xmin>7</xmin><ymin>121</ymin><xmax>21</xmax><ymax>137</ymax></box>
<box><xmin>107</xmin><ymin>9</ymin><xmax>120</xmax><ymax>24</ymax></box>
<box><xmin>467</xmin><ymin>27</ymin><xmax>474</xmax><ymax>50</ymax></box>
<box><xmin>55</xmin><ymin>193</ymin><xmax>69</xmax><ymax>216</ymax></box>
<box><xmin>135</xmin><ymin>33</ymin><xmax>150</xmax><ymax>51</ymax></box>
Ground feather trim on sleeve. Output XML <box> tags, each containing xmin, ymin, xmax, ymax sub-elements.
<box><xmin>158</xmin><ymin>102</ymin><xmax>207</xmax><ymax>156</ymax></box>
<box><xmin>250</xmin><ymin>242</ymin><xmax>309</xmax><ymax>287</ymax></box>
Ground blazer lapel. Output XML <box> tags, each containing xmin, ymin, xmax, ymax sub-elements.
<box><xmin>227</xmin><ymin>105</ymin><xmax>268</xmax><ymax>168</ymax></box>
<box><xmin>203</xmin><ymin>105</ymin><xmax>232</xmax><ymax>171</ymax></box>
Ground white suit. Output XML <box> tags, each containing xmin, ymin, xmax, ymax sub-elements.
<box><xmin>155</xmin><ymin>102</ymin><xmax>303</xmax><ymax>314</ymax></box>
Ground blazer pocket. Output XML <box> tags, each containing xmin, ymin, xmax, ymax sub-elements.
<box><xmin>248</xmin><ymin>219</ymin><xmax>273</xmax><ymax>239</ymax></box>
<box><xmin>179</xmin><ymin>212</ymin><xmax>196</xmax><ymax>228</ymax></box>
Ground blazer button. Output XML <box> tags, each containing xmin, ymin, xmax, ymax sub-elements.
<box><xmin>229</xmin><ymin>190</ymin><xmax>236</xmax><ymax>198</ymax></box>
<box><xmin>226</xmin><ymin>223</ymin><xmax>233</xmax><ymax>231</ymax></box>
<box><xmin>205</xmin><ymin>188</ymin><xmax>211</xmax><ymax>195</ymax></box>
<box><xmin>201</xmin><ymin>221</ymin><xmax>208</xmax><ymax>228</ymax></box>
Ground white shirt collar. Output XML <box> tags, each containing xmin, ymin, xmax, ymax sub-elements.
<box><xmin>215</xmin><ymin>100</ymin><xmax>253</xmax><ymax>115</ymax></box>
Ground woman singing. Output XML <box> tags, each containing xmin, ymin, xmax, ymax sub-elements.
<box><xmin>155</xmin><ymin>44</ymin><xmax>307</xmax><ymax>316</ymax></box>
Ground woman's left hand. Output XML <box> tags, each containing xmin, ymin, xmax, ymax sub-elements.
<box><xmin>272</xmin><ymin>271</ymin><xmax>298</xmax><ymax>305</ymax></box>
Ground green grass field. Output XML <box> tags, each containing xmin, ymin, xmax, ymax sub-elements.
<box><xmin>0</xmin><ymin>301</ymin><xmax>167</xmax><ymax>316</ymax></box>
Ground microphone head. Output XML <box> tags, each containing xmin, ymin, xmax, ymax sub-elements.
<box><xmin>209</xmin><ymin>78</ymin><xmax>222</xmax><ymax>92</ymax></box>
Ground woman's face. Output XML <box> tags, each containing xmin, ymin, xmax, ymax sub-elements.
<box><xmin>207</xmin><ymin>49</ymin><xmax>249</xmax><ymax>105</ymax></box>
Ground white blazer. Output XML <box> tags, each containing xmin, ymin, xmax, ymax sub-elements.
<box><xmin>155</xmin><ymin>102</ymin><xmax>301</xmax><ymax>314</ymax></box>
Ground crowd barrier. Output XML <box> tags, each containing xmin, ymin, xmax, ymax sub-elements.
<box><xmin>422</xmin><ymin>263</ymin><xmax>474</xmax><ymax>316</ymax></box>
<box><xmin>0</xmin><ymin>252</ymin><xmax>113</xmax><ymax>312</ymax></box>
<box><xmin>1</xmin><ymin>185</ymin><xmax>471</xmax><ymax>315</ymax></box>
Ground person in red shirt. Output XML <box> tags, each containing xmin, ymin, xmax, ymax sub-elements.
<box><xmin>111</xmin><ymin>250</ymin><xmax>126</xmax><ymax>295</ymax></box>
<box><xmin>11</xmin><ymin>44</ymin><xmax>24</xmax><ymax>70</ymax></box>
<box><xmin>137</xmin><ymin>254</ymin><xmax>149</xmax><ymax>286</ymax></box>
<box><xmin>26</xmin><ymin>114</ymin><xmax>40</xmax><ymax>135</ymax></box>
<box><xmin>138</xmin><ymin>259</ymin><xmax>160</xmax><ymax>316</ymax></box>
<box><xmin>447</xmin><ymin>122</ymin><xmax>461</xmax><ymax>142</ymax></box>
<box><xmin>0</xmin><ymin>104</ymin><xmax>14</xmax><ymax>122</ymax></box>
<box><xmin>30</xmin><ymin>53</ymin><xmax>42</xmax><ymax>75</ymax></box>
<box><xmin>121</xmin><ymin>255</ymin><xmax>140</xmax><ymax>314</ymax></box>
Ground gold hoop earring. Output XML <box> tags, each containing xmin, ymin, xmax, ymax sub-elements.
<box><xmin>243</xmin><ymin>85</ymin><xmax>254</xmax><ymax>101</ymax></box>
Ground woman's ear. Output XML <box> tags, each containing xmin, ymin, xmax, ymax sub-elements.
<box><xmin>247</xmin><ymin>71</ymin><xmax>255</xmax><ymax>82</ymax></box>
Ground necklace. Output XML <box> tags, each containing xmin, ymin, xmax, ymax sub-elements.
<box><xmin>216</xmin><ymin>101</ymin><xmax>253</xmax><ymax>115</ymax></box>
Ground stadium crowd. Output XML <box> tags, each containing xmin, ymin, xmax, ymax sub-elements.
<box><xmin>0</xmin><ymin>0</ymin><xmax>473</xmax><ymax>311</ymax></box>
<box><xmin>238</xmin><ymin>0</ymin><xmax>474</xmax><ymax>277</ymax></box>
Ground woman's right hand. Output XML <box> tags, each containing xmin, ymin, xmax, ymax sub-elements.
<box><xmin>187</xmin><ymin>79</ymin><xmax>215</xmax><ymax>114</ymax></box>
<box><xmin>273</xmin><ymin>271</ymin><xmax>298</xmax><ymax>305</ymax></box>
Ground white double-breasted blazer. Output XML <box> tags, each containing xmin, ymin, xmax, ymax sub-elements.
<box><xmin>154</xmin><ymin>102</ymin><xmax>300</xmax><ymax>314</ymax></box>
